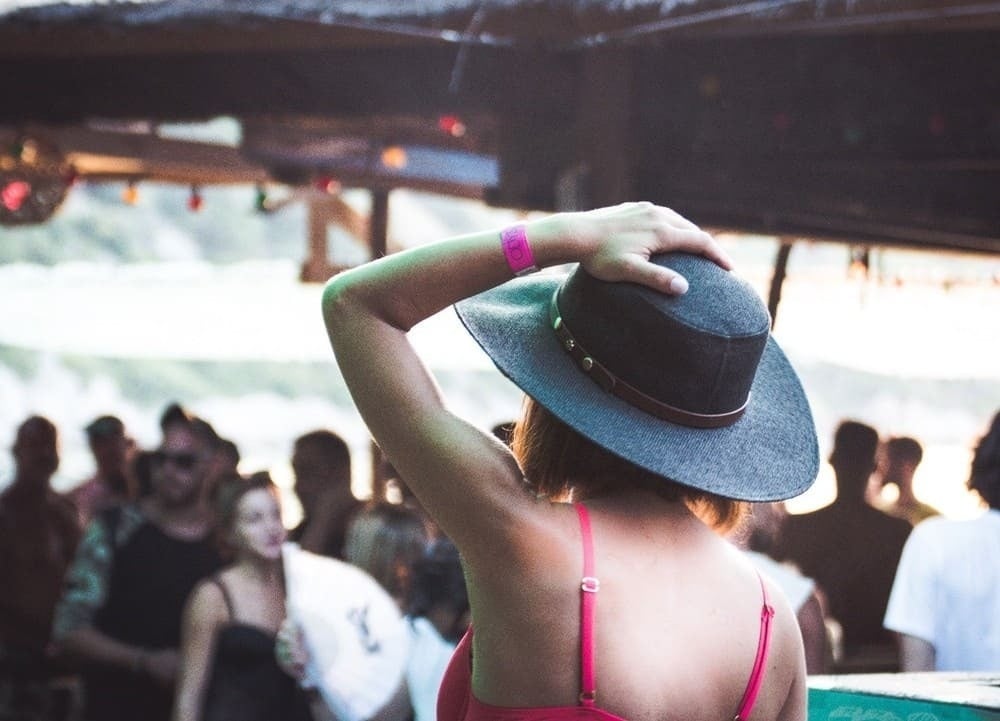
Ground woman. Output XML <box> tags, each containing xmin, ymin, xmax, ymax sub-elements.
<box><xmin>404</xmin><ymin>537</ymin><xmax>471</xmax><ymax>721</ymax></box>
<box><xmin>322</xmin><ymin>202</ymin><xmax>819</xmax><ymax>721</ymax></box>
<box><xmin>173</xmin><ymin>473</ymin><xmax>315</xmax><ymax>721</ymax></box>
<box><xmin>343</xmin><ymin>501</ymin><xmax>431</xmax><ymax>609</ymax></box>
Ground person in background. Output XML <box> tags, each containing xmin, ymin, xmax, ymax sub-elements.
<box><xmin>201</xmin><ymin>436</ymin><xmax>241</xmax><ymax>510</ymax></box>
<box><xmin>404</xmin><ymin>537</ymin><xmax>470</xmax><ymax>721</ymax></box>
<box><xmin>160</xmin><ymin>403</ymin><xmax>238</xmax><ymax>504</ymax></box>
<box><xmin>321</xmin><ymin>202</ymin><xmax>818</xmax><ymax>721</ymax></box>
<box><xmin>173</xmin><ymin>472</ymin><xmax>316</xmax><ymax>721</ymax></box>
<box><xmin>52</xmin><ymin>403</ymin><xmax>223</xmax><ymax>721</ymax></box>
<box><xmin>343</xmin><ymin>501</ymin><xmax>431</xmax><ymax>610</ymax></box>
<box><xmin>211</xmin><ymin>439</ymin><xmax>241</xmax><ymax>481</ymax></box>
<box><xmin>872</xmin><ymin>436</ymin><xmax>939</xmax><ymax>526</ymax></box>
<box><xmin>289</xmin><ymin>429</ymin><xmax>362</xmax><ymax>559</ymax></box>
<box><xmin>69</xmin><ymin>415</ymin><xmax>136</xmax><ymax>526</ymax></box>
<box><xmin>884</xmin><ymin>410</ymin><xmax>1000</xmax><ymax>671</ymax></box>
<box><xmin>0</xmin><ymin>416</ymin><xmax>81</xmax><ymax>721</ymax></box>
<box><xmin>130</xmin><ymin>447</ymin><xmax>157</xmax><ymax>499</ymax></box>
<box><xmin>377</xmin><ymin>455</ymin><xmax>440</xmax><ymax>541</ymax></box>
<box><xmin>731</xmin><ymin>503</ymin><xmax>830</xmax><ymax>674</ymax></box>
<box><xmin>774</xmin><ymin>419</ymin><xmax>911</xmax><ymax>672</ymax></box>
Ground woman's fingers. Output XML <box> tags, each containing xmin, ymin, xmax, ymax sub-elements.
<box><xmin>662</xmin><ymin>227</ymin><xmax>733</xmax><ymax>270</ymax></box>
<box><xmin>587</xmin><ymin>203</ymin><xmax>733</xmax><ymax>271</ymax></box>
<box><xmin>619</xmin><ymin>255</ymin><xmax>690</xmax><ymax>295</ymax></box>
<box><xmin>581</xmin><ymin>203</ymin><xmax>735</xmax><ymax>294</ymax></box>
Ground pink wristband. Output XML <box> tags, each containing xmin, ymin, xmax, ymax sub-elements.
<box><xmin>500</xmin><ymin>224</ymin><xmax>538</xmax><ymax>277</ymax></box>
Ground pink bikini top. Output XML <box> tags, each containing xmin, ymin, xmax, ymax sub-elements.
<box><xmin>437</xmin><ymin>503</ymin><xmax>775</xmax><ymax>721</ymax></box>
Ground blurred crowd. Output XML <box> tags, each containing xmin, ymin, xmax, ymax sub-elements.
<box><xmin>1</xmin><ymin>402</ymin><xmax>997</xmax><ymax>721</ymax></box>
<box><xmin>0</xmin><ymin>403</ymin><xmax>467</xmax><ymax>721</ymax></box>
<box><xmin>732</xmin><ymin>414</ymin><xmax>1000</xmax><ymax>676</ymax></box>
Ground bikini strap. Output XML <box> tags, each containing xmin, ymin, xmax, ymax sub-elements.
<box><xmin>575</xmin><ymin>503</ymin><xmax>599</xmax><ymax>708</ymax></box>
<box><xmin>734</xmin><ymin>572</ymin><xmax>775</xmax><ymax>721</ymax></box>
<box><xmin>208</xmin><ymin>575</ymin><xmax>236</xmax><ymax>621</ymax></box>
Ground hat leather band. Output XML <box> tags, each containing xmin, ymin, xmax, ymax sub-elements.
<box><xmin>550</xmin><ymin>295</ymin><xmax>748</xmax><ymax>429</ymax></box>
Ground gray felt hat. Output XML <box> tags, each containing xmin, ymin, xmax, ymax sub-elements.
<box><xmin>455</xmin><ymin>252</ymin><xmax>819</xmax><ymax>502</ymax></box>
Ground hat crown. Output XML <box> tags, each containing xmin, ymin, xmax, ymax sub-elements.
<box><xmin>557</xmin><ymin>253</ymin><xmax>770</xmax><ymax>418</ymax></box>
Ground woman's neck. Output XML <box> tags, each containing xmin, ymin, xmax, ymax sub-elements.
<box><xmin>235</xmin><ymin>554</ymin><xmax>284</xmax><ymax>586</ymax></box>
<box><xmin>575</xmin><ymin>485</ymin><xmax>689</xmax><ymax>512</ymax></box>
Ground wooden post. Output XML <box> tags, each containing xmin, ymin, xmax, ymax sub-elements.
<box><xmin>367</xmin><ymin>188</ymin><xmax>391</xmax><ymax>499</ymax></box>
<box><xmin>768</xmin><ymin>239</ymin><xmax>794</xmax><ymax>329</ymax></box>
<box><xmin>370</xmin><ymin>189</ymin><xmax>389</xmax><ymax>259</ymax></box>
<box><xmin>300</xmin><ymin>192</ymin><xmax>375</xmax><ymax>282</ymax></box>
<box><xmin>300</xmin><ymin>195</ymin><xmax>334</xmax><ymax>283</ymax></box>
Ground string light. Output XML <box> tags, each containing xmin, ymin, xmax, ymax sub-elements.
<box><xmin>18</xmin><ymin>139</ymin><xmax>38</xmax><ymax>165</ymax></box>
<box><xmin>122</xmin><ymin>180</ymin><xmax>139</xmax><ymax>205</ymax></box>
<box><xmin>437</xmin><ymin>115</ymin><xmax>466</xmax><ymax>137</ymax></box>
<box><xmin>381</xmin><ymin>146</ymin><xmax>407</xmax><ymax>170</ymax></box>
<box><xmin>254</xmin><ymin>183</ymin><xmax>268</xmax><ymax>212</ymax></box>
<box><xmin>314</xmin><ymin>175</ymin><xmax>341</xmax><ymax>194</ymax></box>
<box><xmin>0</xmin><ymin>136</ymin><xmax>73</xmax><ymax>223</ymax></box>
<box><xmin>187</xmin><ymin>185</ymin><xmax>203</xmax><ymax>212</ymax></box>
<box><xmin>1</xmin><ymin>180</ymin><xmax>31</xmax><ymax>212</ymax></box>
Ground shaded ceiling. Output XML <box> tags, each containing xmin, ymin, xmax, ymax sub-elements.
<box><xmin>1</xmin><ymin>0</ymin><xmax>999</xmax><ymax>254</ymax></box>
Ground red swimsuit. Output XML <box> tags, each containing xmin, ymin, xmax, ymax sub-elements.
<box><xmin>437</xmin><ymin>504</ymin><xmax>775</xmax><ymax>721</ymax></box>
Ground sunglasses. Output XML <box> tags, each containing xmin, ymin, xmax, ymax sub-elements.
<box><xmin>152</xmin><ymin>450</ymin><xmax>200</xmax><ymax>471</ymax></box>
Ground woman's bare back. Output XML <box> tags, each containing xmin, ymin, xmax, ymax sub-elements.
<box><xmin>460</xmin><ymin>497</ymin><xmax>805</xmax><ymax>721</ymax></box>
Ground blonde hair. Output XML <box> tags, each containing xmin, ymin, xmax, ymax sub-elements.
<box><xmin>344</xmin><ymin>502</ymin><xmax>429</xmax><ymax>601</ymax></box>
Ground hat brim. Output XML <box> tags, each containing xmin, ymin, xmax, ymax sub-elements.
<box><xmin>455</xmin><ymin>273</ymin><xmax>819</xmax><ymax>502</ymax></box>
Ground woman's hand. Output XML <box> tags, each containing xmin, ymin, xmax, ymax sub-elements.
<box><xmin>538</xmin><ymin>202</ymin><xmax>732</xmax><ymax>295</ymax></box>
<box><xmin>275</xmin><ymin>618</ymin><xmax>310</xmax><ymax>683</ymax></box>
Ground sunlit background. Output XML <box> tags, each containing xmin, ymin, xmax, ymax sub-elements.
<box><xmin>1</xmin><ymin>183</ymin><xmax>998</xmax><ymax>526</ymax></box>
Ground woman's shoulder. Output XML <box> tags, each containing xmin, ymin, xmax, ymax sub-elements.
<box><xmin>185</xmin><ymin>573</ymin><xmax>231</xmax><ymax>624</ymax></box>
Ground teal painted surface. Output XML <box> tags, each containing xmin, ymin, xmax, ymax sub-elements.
<box><xmin>810</xmin><ymin>688</ymin><xmax>1000</xmax><ymax>721</ymax></box>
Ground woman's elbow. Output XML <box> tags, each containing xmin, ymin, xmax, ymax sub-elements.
<box><xmin>321</xmin><ymin>271</ymin><xmax>361</xmax><ymax>332</ymax></box>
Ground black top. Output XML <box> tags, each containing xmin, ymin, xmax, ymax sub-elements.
<box><xmin>775</xmin><ymin>501</ymin><xmax>911</xmax><ymax>656</ymax></box>
<box><xmin>86</xmin><ymin>517</ymin><xmax>222</xmax><ymax>721</ymax></box>
<box><xmin>201</xmin><ymin>577</ymin><xmax>314</xmax><ymax>721</ymax></box>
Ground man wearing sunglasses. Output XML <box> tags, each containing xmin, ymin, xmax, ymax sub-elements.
<box><xmin>52</xmin><ymin>403</ymin><xmax>223</xmax><ymax>721</ymax></box>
